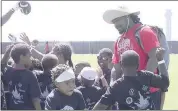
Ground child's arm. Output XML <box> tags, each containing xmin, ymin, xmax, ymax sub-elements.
<box><xmin>20</xmin><ymin>33</ymin><xmax>44</xmax><ymax>61</ymax></box>
<box><xmin>146</xmin><ymin>48</ymin><xmax>169</xmax><ymax>91</ymax></box>
<box><xmin>32</xmin><ymin>98</ymin><xmax>41</xmax><ymax>110</ymax></box>
<box><xmin>100</xmin><ymin>76</ymin><xmax>109</xmax><ymax>88</ymax></box>
<box><xmin>1</xmin><ymin>45</ymin><xmax>14</xmax><ymax>70</ymax></box>
<box><xmin>95</xmin><ymin>68</ymin><xmax>109</xmax><ymax>88</ymax></box>
<box><xmin>29</xmin><ymin>72</ymin><xmax>42</xmax><ymax>110</ymax></box>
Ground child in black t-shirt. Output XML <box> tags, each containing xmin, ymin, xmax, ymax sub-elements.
<box><xmin>74</xmin><ymin>61</ymin><xmax>91</xmax><ymax>87</ymax></box>
<box><xmin>2</xmin><ymin>43</ymin><xmax>41</xmax><ymax>110</ymax></box>
<box><xmin>1</xmin><ymin>45</ymin><xmax>14</xmax><ymax>110</ymax></box>
<box><xmin>45</xmin><ymin>64</ymin><xmax>86</xmax><ymax>110</ymax></box>
<box><xmin>93</xmin><ymin>49</ymin><xmax>169</xmax><ymax>110</ymax></box>
<box><xmin>77</xmin><ymin>67</ymin><xmax>106</xmax><ymax>110</ymax></box>
<box><xmin>34</xmin><ymin>54</ymin><xmax>58</xmax><ymax>109</ymax></box>
<box><xmin>95</xmin><ymin>48</ymin><xmax>113</xmax><ymax>88</ymax></box>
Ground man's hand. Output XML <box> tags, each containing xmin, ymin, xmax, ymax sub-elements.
<box><xmin>12</xmin><ymin>2</ymin><xmax>21</xmax><ymax>11</ymax></box>
<box><xmin>20</xmin><ymin>32</ymin><xmax>31</xmax><ymax>46</ymax></box>
<box><xmin>156</xmin><ymin>48</ymin><xmax>165</xmax><ymax>61</ymax></box>
<box><xmin>8</xmin><ymin>34</ymin><xmax>17</xmax><ymax>43</ymax></box>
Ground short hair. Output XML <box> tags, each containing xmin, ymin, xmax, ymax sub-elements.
<box><xmin>32</xmin><ymin>39</ymin><xmax>39</xmax><ymax>44</ymax></box>
<box><xmin>51</xmin><ymin>64</ymin><xmax>70</xmax><ymax>82</ymax></box>
<box><xmin>121</xmin><ymin>50</ymin><xmax>140</xmax><ymax>67</ymax></box>
<box><xmin>31</xmin><ymin>58</ymin><xmax>43</xmax><ymax>70</ymax></box>
<box><xmin>75</xmin><ymin>61</ymin><xmax>91</xmax><ymax>67</ymax></box>
<box><xmin>52</xmin><ymin>43</ymin><xmax>73</xmax><ymax>68</ymax></box>
<box><xmin>11</xmin><ymin>43</ymin><xmax>30</xmax><ymax>64</ymax></box>
<box><xmin>42</xmin><ymin>54</ymin><xmax>58</xmax><ymax>70</ymax></box>
<box><xmin>98</xmin><ymin>48</ymin><xmax>113</xmax><ymax>57</ymax></box>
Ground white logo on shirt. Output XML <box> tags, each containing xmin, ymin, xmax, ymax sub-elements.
<box><xmin>126</xmin><ymin>97</ymin><xmax>133</xmax><ymax>104</ymax></box>
<box><xmin>118</xmin><ymin>38</ymin><xmax>133</xmax><ymax>55</ymax></box>
<box><xmin>41</xmin><ymin>87</ymin><xmax>49</xmax><ymax>98</ymax></box>
<box><xmin>134</xmin><ymin>91</ymin><xmax>150</xmax><ymax>109</ymax></box>
<box><xmin>61</xmin><ymin>105</ymin><xmax>74</xmax><ymax>110</ymax></box>
<box><xmin>142</xmin><ymin>85</ymin><xmax>148</xmax><ymax>91</ymax></box>
<box><xmin>129</xmin><ymin>88</ymin><xmax>135</xmax><ymax>96</ymax></box>
<box><xmin>12</xmin><ymin>85</ymin><xmax>24</xmax><ymax>104</ymax></box>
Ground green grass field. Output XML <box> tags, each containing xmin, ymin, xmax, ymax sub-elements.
<box><xmin>72</xmin><ymin>54</ymin><xmax>178</xmax><ymax>110</ymax></box>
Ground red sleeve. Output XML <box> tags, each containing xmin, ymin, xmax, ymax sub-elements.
<box><xmin>139</xmin><ymin>27</ymin><xmax>160</xmax><ymax>53</ymax></box>
<box><xmin>112</xmin><ymin>40</ymin><xmax>119</xmax><ymax>64</ymax></box>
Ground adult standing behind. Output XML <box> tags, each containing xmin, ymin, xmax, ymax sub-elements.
<box><xmin>1</xmin><ymin>1</ymin><xmax>31</xmax><ymax>26</ymax></box>
<box><xmin>103</xmin><ymin>6</ymin><xmax>162</xmax><ymax>109</ymax></box>
<box><xmin>45</xmin><ymin>41</ymin><xmax>50</xmax><ymax>54</ymax></box>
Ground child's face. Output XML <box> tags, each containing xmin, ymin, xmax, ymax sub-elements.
<box><xmin>51</xmin><ymin>51</ymin><xmax>64</xmax><ymax>65</ymax></box>
<box><xmin>81</xmin><ymin>76</ymin><xmax>94</xmax><ymax>87</ymax></box>
<box><xmin>20</xmin><ymin>52</ymin><xmax>32</xmax><ymax>68</ymax></box>
<box><xmin>55</xmin><ymin>78</ymin><xmax>76</xmax><ymax>96</ymax></box>
<box><xmin>97</xmin><ymin>53</ymin><xmax>112</xmax><ymax>69</ymax></box>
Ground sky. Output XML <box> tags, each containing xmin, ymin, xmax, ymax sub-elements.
<box><xmin>2</xmin><ymin>1</ymin><xmax>178</xmax><ymax>42</ymax></box>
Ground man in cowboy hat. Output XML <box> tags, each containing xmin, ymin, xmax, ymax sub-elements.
<box><xmin>102</xmin><ymin>6</ymin><xmax>164</xmax><ymax>110</ymax></box>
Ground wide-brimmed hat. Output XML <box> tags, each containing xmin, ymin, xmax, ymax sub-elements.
<box><xmin>103</xmin><ymin>6</ymin><xmax>140</xmax><ymax>24</ymax></box>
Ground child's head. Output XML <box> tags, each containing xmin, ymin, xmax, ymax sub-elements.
<box><xmin>97</xmin><ymin>48</ymin><xmax>113</xmax><ymax>69</ymax></box>
<box><xmin>11</xmin><ymin>43</ymin><xmax>32</xmax><ymax>68</ymax></box>
<box><xmin>120</xmin><ymin>50</ymin><xmax>139</xmax><ymax>75</ymax></box>
<box><xmin>77</xmin><ymin>67</ymin><xmax>97</xmax><ymax>87</ymax></box>
<box><xmin>51</xmin><ymin>43</ymin><xmax>73</xmax><ymax>68</ymax></box>
<box><xmin>42</xmin><ymin>54</ymin><xmax>58</xmax><ymax>71</ymax></box>
<box><xmin>32</xmin><ymin>39</ymin><xmax>39</xmax><ymax>47</ymax></box>
<box><xmin>74</xmin><ymin>61</ymin><xmax>91</xmax><ymax>76</ymax></box>
<box><xmin>52</xmin><ymin>64</ymin><xmax>76</xmax><ymax>96</ymax></box>
<box><xmin>30</xmin><ymin>58</ymin><xmax>43</xmax><ymax>71</ymax></box>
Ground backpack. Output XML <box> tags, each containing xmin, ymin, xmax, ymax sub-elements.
<box><xmin>134</xmin><ymin>25</ymin><xmax>170</xmax><ymax>69</ymax></box>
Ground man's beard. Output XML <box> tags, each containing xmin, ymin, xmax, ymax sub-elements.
<box><xmin>117</xmin><ymin>28</ymin><xmax>126</xmax><ymax>34</ymax></box>
<box><xmin>115</xmin><ymin>26</ymin><xmax>126</xmax><ymax>34</ymax></box>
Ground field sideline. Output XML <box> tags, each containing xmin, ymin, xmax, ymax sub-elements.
<box><xmin>1</xmin><ymin>54</ymin><xmax>178</xmax><ymax>109</ymax></box>
<box><xmin>72</xmin><ymin>54</ymin><xmax>178</xmax><ymax>110</ymax></box>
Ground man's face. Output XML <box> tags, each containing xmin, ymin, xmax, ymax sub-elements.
<box><xmin>112</xmin><ymin>16</ymin><xmax>128</xmax><ymax>34</ymax></box>
<box><xmin>97</xmin><ymin>53</ymin><xmax>112</xmax><ymax>69</ymax></box>
<box><xmin>55</xmin><ymin>79</ymin><xmax>76</xmax><ymax>96</ymax></box>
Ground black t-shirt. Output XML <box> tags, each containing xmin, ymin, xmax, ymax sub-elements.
<box><xmin>99</xmin><ymin>70</ymin><xmax>169</xmax><ymax>110</ymax></box>
<box><xmin>75</xmin><ymin>78</ymin><xmax>81</xmax><ymax>87</ymax></box>
<box><xmin>33</xmin><ymin>70</ymin><xmax>54</xmax><ymax>109</ymax></box>
<box><xmin>45</xmin><ymin>88</ymin><xmax>86</xmax><ymax>110</ymax></box>
<box><xmin>77</xmin><ymin>85</ymin><xmax>106</xmax><ymax>110</ymax></box>
<box><xmin>2</xmin><ymin>67</ymin><xmax>41</xmax><ymax>110</ymax></box>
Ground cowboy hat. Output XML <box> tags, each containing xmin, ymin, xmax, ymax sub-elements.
<box><xmin>103</xmin><ymin>6</ymin><xmax>140</xmax><ymax>24</ymax></box>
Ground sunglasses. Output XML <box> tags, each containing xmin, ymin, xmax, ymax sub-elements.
<box><xmin>97</xmin><ymin>56</ymin><xmax>109</xmax><ymax>61</ymax></box>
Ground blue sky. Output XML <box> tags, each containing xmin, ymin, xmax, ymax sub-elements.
<box><xmin>2</xmin><ymin>1</ymin><xmax>178</xmax><ymax>42</ymax></box>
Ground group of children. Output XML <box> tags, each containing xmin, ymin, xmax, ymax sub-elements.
<box><xmin>1</xmin><ymin>42</ymin><xmax>169</xmax><ymax>110</ymax></box>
